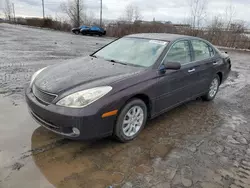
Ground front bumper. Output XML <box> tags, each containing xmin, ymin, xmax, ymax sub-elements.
<box><xmin>25</xmin><ymin>88</ymin><xmax>116</xmax><ymax>140</ymax></box>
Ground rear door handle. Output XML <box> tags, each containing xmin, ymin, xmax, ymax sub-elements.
<box><xmin>188</xmin><ymin>68</ymin><xmax>195</xmax><ymax>73</ymax></box>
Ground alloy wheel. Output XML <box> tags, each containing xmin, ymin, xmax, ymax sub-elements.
<box><xmin>209</xmin><ymin>78</ymin><xmax>219</xmax><ymax>98</ymax></box>
<box><xmin>122</xmin><ymin>106</ymin><xmax>144</xmax><ymax>137</ymax></box>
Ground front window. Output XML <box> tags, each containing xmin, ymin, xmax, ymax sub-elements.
<box><xmin>93</xmin><ymin>37</ymin><xmax>168</xmax><ymax>67</ymax></box>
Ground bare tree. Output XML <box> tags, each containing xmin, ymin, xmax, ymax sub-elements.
<box><xmin>124</xmin><ymin>4</ymin><xmax>134</xmax><ymax>22</ymax></box>
<box><xmin>61</xmin><ymin>0</ymin><xmax>85</xmax><ymax>27</ymax></box>
<box><xmin>122</xmin><ymin>4</ymin><xmax>142</xmax><ymax>23</ymax></box>
<box><xmin>134</xmin><ymin>6</ymin><xmax>142</xmax><ymax>21</ymax></box>
<box><xmin>0</xmin><ymin>0</ymin><xmax>4</xmax><ymax>18</ymax></box>
<box><xmin>4</xmin><ymin>0</ymin><xmax>12</xmax><ymax>21</ymax></box>
<box><xmin>224</xmin><ymin>4</ymin><xmax>236</xmax><ymax>30</ymax></box>
<box><xmin>230</xmin><ymin>20</ymin><xmax>246</xmax><ymax>34</ymax></box>
<box><xmin>189</xmin><ymin>0</ymin><xmax>208</xmax><ymax>28</ymax></box>
<box><xmin>207</xmin><ymin>16</ymin><xmax>224</xmax><ymax>44</ymax></box>
<box><xmin>210</xmin><ymin>16</ymin><xmax>224</xmax><ymax>29</ymax></box>
<box><xmin>84</xmin><ymin>10</ymin><xmax>97</xmax><ymax>26</ymax></box>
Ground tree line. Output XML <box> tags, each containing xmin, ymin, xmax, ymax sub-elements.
<box><xmin>2</xmin><ymin>0</ymin><xmax>250</xmax><ymax>49</ymax></box>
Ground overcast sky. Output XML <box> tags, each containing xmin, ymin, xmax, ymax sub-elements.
<box><xmin>0</xmin><ymin>0</ymin><xmax>249</xmax><ymax>25</ymax></box>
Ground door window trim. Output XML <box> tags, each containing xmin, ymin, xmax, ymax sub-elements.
<box><xmin>159</xmin><ymin>39</ymin><xmax>194</xmax><ymax>68</ymax></box>
<box><xmin>159</xmin><ymin>38</ymin><xmax>217</xmax><ymax>69</ymax></box>
<box><xmin>189</xmin><ymin>39</ymin><xmax>216</xmax><ymax>63</ymax></box>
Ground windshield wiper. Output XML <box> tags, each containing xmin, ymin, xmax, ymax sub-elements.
<box><xmin>107</xmin><ymin>59</ymin><xmax>128</xmax><ymax>66</ymax></box>
<box><xmin>90</xmin><ymin>54</ymin><xmax>97</xmax><ymax>58</ymax></box>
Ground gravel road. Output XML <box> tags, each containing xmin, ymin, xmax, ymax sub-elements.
<box><xmin>1</xmin><ymin>23</ymin><xmax>250</xmax><ymax>188</ymax></box>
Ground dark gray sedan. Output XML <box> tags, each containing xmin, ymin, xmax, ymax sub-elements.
<box><xmin>26</xmin><ymin>33</ymin><xmax>231</xmax><ymax>142</ymax></box>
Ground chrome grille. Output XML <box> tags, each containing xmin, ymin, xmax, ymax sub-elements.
<box><xmin>32</xmin><ymin>85</ymin><xmax>57</xmax><ymax>104</ymax></box>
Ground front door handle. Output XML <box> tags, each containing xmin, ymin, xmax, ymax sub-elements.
<box><xmin>213</xmin><ymin>61</ymin><xmax>218</xmax><ymax>65</ymax></box>
<box><xmin>188</xmin><ymin>68</ymin><xmax>195</xmax><ymax>73</ymax></box>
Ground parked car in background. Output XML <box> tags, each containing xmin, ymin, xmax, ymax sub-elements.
<box><xmin>71</xmin><ymin>25</ymin><xmax>89</xmax><ymax>35</ymax></box>
<box><xmin>80</xmin><ymin>26</ymin><xmax>106</xmax><ymax>36</ymax></box>
<box><xmin>26</xmin><ymin>33</ymin><xmax>231</xmax><ymax>142</ymax></box>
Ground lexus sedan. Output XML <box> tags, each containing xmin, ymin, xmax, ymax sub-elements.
<box><xmin>26</xmin><ymin>33</ymin><xmax>231</xmax><ymax>142</ymax></box>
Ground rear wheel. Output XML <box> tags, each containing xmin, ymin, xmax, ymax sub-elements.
<box><xmin>75</xmin><ymin>31</ymin><xmax>80</xmax><ymax>35</ymax></box>
<box><xmin>114</xmin><ymin>99</ymin><xmax>147</xmax><ymax>142</ymax></box>
<box><xmin>202</xmin><ymin>75</ymin><xmax>220</xmax><ymax>101</ymax></box>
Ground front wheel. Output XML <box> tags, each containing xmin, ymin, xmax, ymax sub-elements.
<box><xmin>114</xmin><ymin>99</ymin><xmax>147</xmax><ymax>142</ymax></box>
<box><xmin>202</xmin><ymin>75</ymin><xmax>220</xmax><ymax>101</ymax></box>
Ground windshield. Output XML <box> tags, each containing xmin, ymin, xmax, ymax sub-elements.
<box><xmin>93</xmin><ymin>37</ymin><xmax>168</xmax><ymax>67</ymax></box>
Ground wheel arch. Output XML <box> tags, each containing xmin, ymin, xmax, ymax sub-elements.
<box><xmin>217</xmin><ymin>72</ymin><xmax>223</xmax><ymax>84</ymax></box>
<box><xmin>113</xmin><ymin>93</ymin><xmax>152</xmax><ymax>142</ymax></box>
<box><xmin>125</xmin><ymin>93</ymin><xmax>153</xmax><ymax>119</ymax></box>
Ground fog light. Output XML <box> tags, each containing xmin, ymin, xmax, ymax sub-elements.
<box><xmin>72</xmin><ymin>127</ymin><xmax>80</xmax><ymax>135</ymax></box>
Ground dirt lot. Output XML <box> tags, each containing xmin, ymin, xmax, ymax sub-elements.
<box><xmin>1</xmin><ymin>23</ymin><xmax>250</xmax><ymax>188</ymax></box>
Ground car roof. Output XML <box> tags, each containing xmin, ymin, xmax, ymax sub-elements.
<box><xmin>125</xmin><ymin>33</ymin><xmax>199</xmax><ymax>42</ymax></box>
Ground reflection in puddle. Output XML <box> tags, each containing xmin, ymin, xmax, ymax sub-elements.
<box><xmin>31</xmin><ymin>100</ymin><xmax>221</xmax><ymax>188</ymax></box>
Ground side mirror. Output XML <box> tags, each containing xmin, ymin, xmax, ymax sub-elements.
<box><xmin>163</xmin><ymin>61</ymin><xmax>181</xmax><ymax>70</ymax></box>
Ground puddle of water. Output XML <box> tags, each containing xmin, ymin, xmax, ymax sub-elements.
<box><xmin>26</xmin><ymin>100</ymin><xmax>222</xmax><ymax>188</ymax></box>
<box><xmin>0</xmin><ymin>98</ymin><xmax>36</xmax><ymax>166</ymax></box>
<box><xmin>0</xmin><ymin>91</ymin><xmax>247</xmax><ymax>188</ymax></box>
<box><xmin>0</xmin><ymin>97</ymin><xmax>54</xmax><ymax>187</ymax></box>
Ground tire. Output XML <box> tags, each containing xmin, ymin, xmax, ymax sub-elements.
<box><xmin>114</xmin><ymin>99</ymin><xmax>147</xmax><ymax>142</ymax></box>
<box><xmin>202</xmin><ymin>75</ymin><xmax>220</xmax><ymax>101</ymax></box>
<box><xmin>75</xmin><ymin>31</ymin><xmax>80</xmax><ymax>35</ymax></box>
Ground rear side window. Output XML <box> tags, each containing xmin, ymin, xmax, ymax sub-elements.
<box><xmin>166</xmin><ymin>40</ymin><xmax>191</xmax><ymax>65</ymax></box>
<box><xmin>191</xmin><ymin>40</ymin><xmax>213</xmax><ymax>61</ymax></box>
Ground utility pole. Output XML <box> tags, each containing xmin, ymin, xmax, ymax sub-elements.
<box><xmin>100</xmin><ymin>0</ymin><xmax>102</xmax><ymax>27</ymax></box>
<box><xmin>42</xmin><ymin>0</ymin><xmax>45</xmax><ymax>18</ymax></box>
<box><xmin>77</xmin><ymin>0</ymin><xmax>80</xmax><ymax>27</ymax></box>
<box><xmin>12</xmin><ymin>3</ymin><xmax>16</xmax><ymax>23</ymax></box>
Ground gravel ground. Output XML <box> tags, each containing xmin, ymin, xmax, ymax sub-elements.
<box><xmin>1</xmin><ymin>23</ymin><xmax>250</xmax><ymax>188</ymax></box>
<box><xmin>0</xmin><ymin>23</ymin><xmax>112</xmax><ymax>98</ymax></box>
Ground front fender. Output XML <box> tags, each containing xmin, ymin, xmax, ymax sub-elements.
<box><xmin>101</xmin><ymin>75</ymin><xmax>158</xmax><ymax>117</ymax></box>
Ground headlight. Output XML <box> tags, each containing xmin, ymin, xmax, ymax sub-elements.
<box><xmin>30</xmin><ymin>67</ymin><xmax>47</xmax><ymax>87</ymax></box>
<box><xmin>56</xmin><ymin>86</ymin><xmax>112</xmax><ymax>108</ymax></box>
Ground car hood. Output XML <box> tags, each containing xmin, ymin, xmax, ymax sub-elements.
<box><xmin>34</xmin><ymin>56</ymin><xmax>144</xmax><ymax>94</ymax></box>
